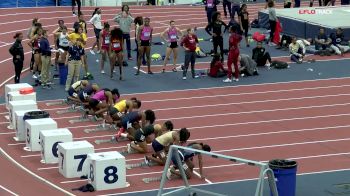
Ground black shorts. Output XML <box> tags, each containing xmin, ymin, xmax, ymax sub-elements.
<box><xmin>109</xmin><ymin>107</ymin><xmax>123</xmax><ymax>118</ymax></box>
<box><xmin>58</xmin><ymin>45</ymin><xmax>69</xmax><ymax>51</ymax></box>
<box><xmin>94</xmin><ymin>28</ymin><xmax>102</xmax><ymax>39</ymax></box>
<box><xmin>152</xmin><ymin>140</ymin><xmax>164</xmax><ymax>153</ymax></box>
<box><xmin>78</xmin><ymin>91</ymin><xmax>87</xmax><ymax>102</ymax></box>
<box><xmin>89</xmin><ymin>98</ymin><xmax>100</xmax><ymax>108</ymax></box>
<box><xmin>168</xmin><ymin>42</ymin><xmax>178</xmax><ymax>48</ymax></box>
<box><xmin>68</xmin><ymin>87</ymin><xmax>77</xmax><ymax>97</ymax></box>
<box><xmin>134</xmin><ymin>130</ymin><xmax>146</xmax><ymax>143</ymax></box>
<box><xmin>140</xmin><ymin>40</ymin><xmax>151</xmax><ymax>47</ymax></box>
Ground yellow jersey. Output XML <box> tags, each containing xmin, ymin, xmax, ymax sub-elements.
<box><xmin>68</xmin><ymin>33</ymin><xmax>87</xmax><ymax>48</ymax></box>
<box><xmin>114</xmin><ymin>100</ymin><xmax>127</xmax><ymax>113</ymax></box>
<box><xmin>156</xmin><ymin>131</ymin><xmax>175</xmax><ymax>146</ymax></box>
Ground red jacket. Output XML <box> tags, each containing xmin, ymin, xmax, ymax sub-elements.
<box><xmin>181</xmin><ymin>34</ymin><xmax>198</xmax><ymax>52</ymax></box>
<box><xmin>229</xmin><ymin>33</ymin><xmax>242</xmax><ymax>52</ymax></box>
<box><xmin>209</xmin><ymin>61</ymin><xmax>225</xmax><ymax>77</ymax></box>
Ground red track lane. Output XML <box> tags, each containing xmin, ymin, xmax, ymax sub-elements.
<box><xmin>2</xmin><ymin>79</ymin><xmax>350</xmax><ymax>194</ymax></box>
<box><xmin>0</xmin><ymin>155</ymin><xmax>60</xmax><ymax>195</ymax></box>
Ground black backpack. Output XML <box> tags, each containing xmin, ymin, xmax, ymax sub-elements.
<box><xmin>271</xmin><ymin>60</ymin><xmax>289</xmax><ymax>69</ymax></box>
<box><xmin>251</xmin><ymin>19</ymin><xmax>259</xmax><ymax>28</ymax></box>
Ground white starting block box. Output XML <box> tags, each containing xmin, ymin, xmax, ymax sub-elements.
<box><xmin>14</xmin><ymin>109</ymin><xmax>41</xmax><ymax>142</ymax></box>
<box><xmin>40</xmin><ymin>129</ymin><xmax>73</xmax><ymax>164</ymax></box>
<box><xmin>58</xmin><ymin>141</ymin><xmax>94</xmax><ymax>178</ymax></box>
<box><xmin>9</xmin><ymin>100</ymin><xmax>37</xmax><ymax>130</ymax></box>
<box><xmin>5</xmin><ymin>83</ymin><xmax>32</xmax><ymax>110</ymax></box>
<box><xmin>8</xmin><ymin>91</ymin><xmax>36</xmax><ymax>105</ymax></box>
<box><xmin>25</xmin><ymin>118</ymin><xmax>57</xmax><ymax>152</ymax></box>
<box><xmin>88</xmin><ymin>151</ymin><xmax>127</xmax><ymax>191</ymax></box>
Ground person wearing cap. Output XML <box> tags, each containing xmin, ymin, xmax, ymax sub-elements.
<box><xmin>65</xmin><ymin>38</ymin><xmax>84</xmax><ymax>91</ymax></box>
<box><xmin>39</xmin><ymin>30</ymin><xmax>52</xmax><ymax>89</ymax></box>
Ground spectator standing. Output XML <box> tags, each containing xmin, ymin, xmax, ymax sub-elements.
<box><xmin>89</xmin><ymin>8</ymin><xmax>102</xmax><ymax>54</ymax></box>
<box><xmin>9</xmin><ymin>33</ymin><xmax>24</xmax><ymax>84</ymax></box>
<box><xmin>181</xmin><ymin>28</ymin><xmax>199</xmax><ymax>80</ymax></box>
<box><xmin>39</xmin><ymin>30</ymin><xmax>52</xmax><ymax>88</ymax></box>
<box><xmin>114</xmin><ymin>10</ymin><xmax>134</xmax><ymax>60</ymax></box>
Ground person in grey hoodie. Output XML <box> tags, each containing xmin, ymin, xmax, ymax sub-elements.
<box><xmin>239</xmin><ymin>54</ymin><xmax>258</xmax><ymax>76</ymax></box>
<box><xmin>114</xmin><ymin>10</ymin><xmax>134</xmax><ymax>60</ymax></box>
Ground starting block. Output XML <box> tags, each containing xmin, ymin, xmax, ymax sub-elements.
<box><xmin>5</xmin><ymin>83</ymin><xmax>32</xmax><ymax>110</ymax></box>
<box><xmin>25</xmin><ymin>118</ymin><xmax>57</xmax><ymax>152</ymax></box>
<box><xmin>126</xmin><ymin>161</ymin><xmax>158</xmax><ymax>169</ymax></box>
<box><xmin>94</xmin><ymin>137</ymin><xmax>128</xmax><ymax>145</ymax></box>
<box><xmin>56</xmin><ymin>104</ymin><xmax>84</xmax><ymax>115</ymax></box>
<box><xmin>88</xmin><ymin>151</ymin><xmax>127</xmax><ymax>191</ymax></box>
<box><xmin>39</xmin><ymin>128</ymin><xmax>73</xmax><ymax>164</ymax></box>
<box><xmin>69</xmin><ymin>114</ymin><xmax>103</xmax><ymax>124</ymax></box>
<box><xmin>9</xmin><ymin>100</ymin><xmax>37</xmax><ymax>130</ymax></box>
<box><xmin>142</xmin><ymin>176</ymin><xmax>162</xmax><ymax>183</ymax></box>
<box><xmin>14</xmin><ymin>109</ymin><xmax>41</xmax><ymax>142</ymax></box>
<box><xmin>58</xmin><ymin>141</ymin><xmax>94</xmax><ymax>178</ymax></box>
<box><xmin>46</xmin><ymin>99</ymin><xmax>68</xmax><ymax>106</ymax></box>
<box><xmin>84</xmin><ymin>123</ymin><xmax>117</xmax><ymax>133</ymax></box>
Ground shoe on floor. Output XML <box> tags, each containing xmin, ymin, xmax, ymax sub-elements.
<box><xmin>223</xmin><ymin>78</ymin><xmax>232</xmax><ymax>83</ymax></box>
<box><xmin>182</xmin><ymin>76</ymin><xmax>187</xmax><ymax>80</ymax></box>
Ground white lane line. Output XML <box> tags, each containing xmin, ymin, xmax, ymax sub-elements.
<box><xmin>0</xmin><ymin>185</ymin><xmax>19</xmax><ymax>196</ymax></box>
<box><xmin>16</xmin><ymin>76</ymin><xmax>350</xmax><ymax>104</ymax></box>
<box><xmin>0</xmin><ymin>147</ymin><xmax>75</xmax><ymax>196</ymax></box>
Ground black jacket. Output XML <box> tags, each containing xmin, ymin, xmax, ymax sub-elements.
<box><xmin>9</xmin><ymin>40</ymin><xmax>24</xmax><ymax>61</ymax></box>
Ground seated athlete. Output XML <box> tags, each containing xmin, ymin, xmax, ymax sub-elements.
<box><xmin>115</xmin><ymin>110</ymin><xmax>156</xmax><ymax>139</ymax></box>
<box><xmin>144</xmin><ymin>128</ymin><xmax>191</xmax><ymax>166</ymax></box>
<box><xmin>67</xmin><ymin>80</ymin><xmax>89</xmax><ymax>103</ymax></box>
<box><xmin>77</xmin><ymin>83</ymin><xmax>99</xmax><ymax>106</ymax></box>
<box><xmin>87</xmin><ymin>88</ymin><xmax>120</xmax><ymax>119</ymax></box>
<box><xmin>107</xmin><ymin>98</ymin><xmax>142</xmax><ymax>124</ymax></box>
<box><xmin>167</xmin><ymin>142</ymin><xmax>211</xmax><ymax>180</ymax></box>
<box><xmin>126</xmin><ymin>121</ymin><xmax>174</xmax><ymax>154</ymax></box>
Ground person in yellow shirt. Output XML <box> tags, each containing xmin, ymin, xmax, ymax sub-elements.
<box><xmin>68</xmin><ymin>26</ymin><xmax>92</xmax><ymax>79</ymax></box>
<box><xmin>107</xmin><ymin>98</ymin><xmax>141</xmax><ymax>123</ymax></box>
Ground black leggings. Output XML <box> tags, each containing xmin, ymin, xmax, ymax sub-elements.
<box><xmin>13</xmin><ymin>59</ymin><xmax>23</xmax><ymax>84</ymax></box>
<box><xmin>256</xmin><ymin>52</ymin><xmax>271</xmax><ymax>67</ymax></box>
<box><xmin>72</xmin><ymin>0</ymin><xmax>81</xmax><ymax>14</ymax></box>
<box><xmin>213</xmin><ymin>36</ymin><xmax>224</xmax><ymax>61</ymax></box>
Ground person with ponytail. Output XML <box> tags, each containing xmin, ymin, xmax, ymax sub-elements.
<box><xmin>9</xmin><ymin>33</ymin><xmax>24</xmax><ymax>84</ymax></box>
<box><xmin>89</xmin><ymin>8</ymin><xmax>102</xmax><ymax>54</ymax></box>
<box><xmin>238</xmin><ymin>4</ymin><xmax>250</xmax><ymax>47</ymax></box>
<box><xmin>167</xmin><ymin>142</ymin><xmax>211</xmax><ymax>180</ymax></box>
<box><xmin>160</xmin><ymin>20</ymin><xmax>183</xmax><ymax>73</ymax></box>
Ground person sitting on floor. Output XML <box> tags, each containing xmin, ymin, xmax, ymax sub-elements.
<box><xmin>252</xmin><ymin>41</ymin><xmax>272</xmax><ymax>67</ymax></box>
<box><xmin>166</xmin><ymin>142</ymin><xmax>211</xmax><ymax>180</ymax></box>
<box><xmin>314</xmin><ymin>27</ymin><xmax>332</xmax><ymax>56</ymax></box>
<box><xmin>289</xmin><ymin>36</ymin><xmax>304</xmax><ymax>64</ymax></box>
<box><xmin>208</xmin><ymin>53</ymin><xmax>227</xmax><ymax>78</ymax></box>
<box><xmin>239</xmin><ymin>54</ymin><xmax>259</xmax><ymax>76</ymax></box>
<box><xmin>330</xmin><ymin>28</ymin><xmax>350</xmax><ymax>56</ymax></box>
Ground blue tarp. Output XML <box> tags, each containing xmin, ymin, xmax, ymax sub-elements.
<box><xmin>0</xmin><ymin>0</ymin><xmax>71</xmax><ymax>8</ymax></box>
